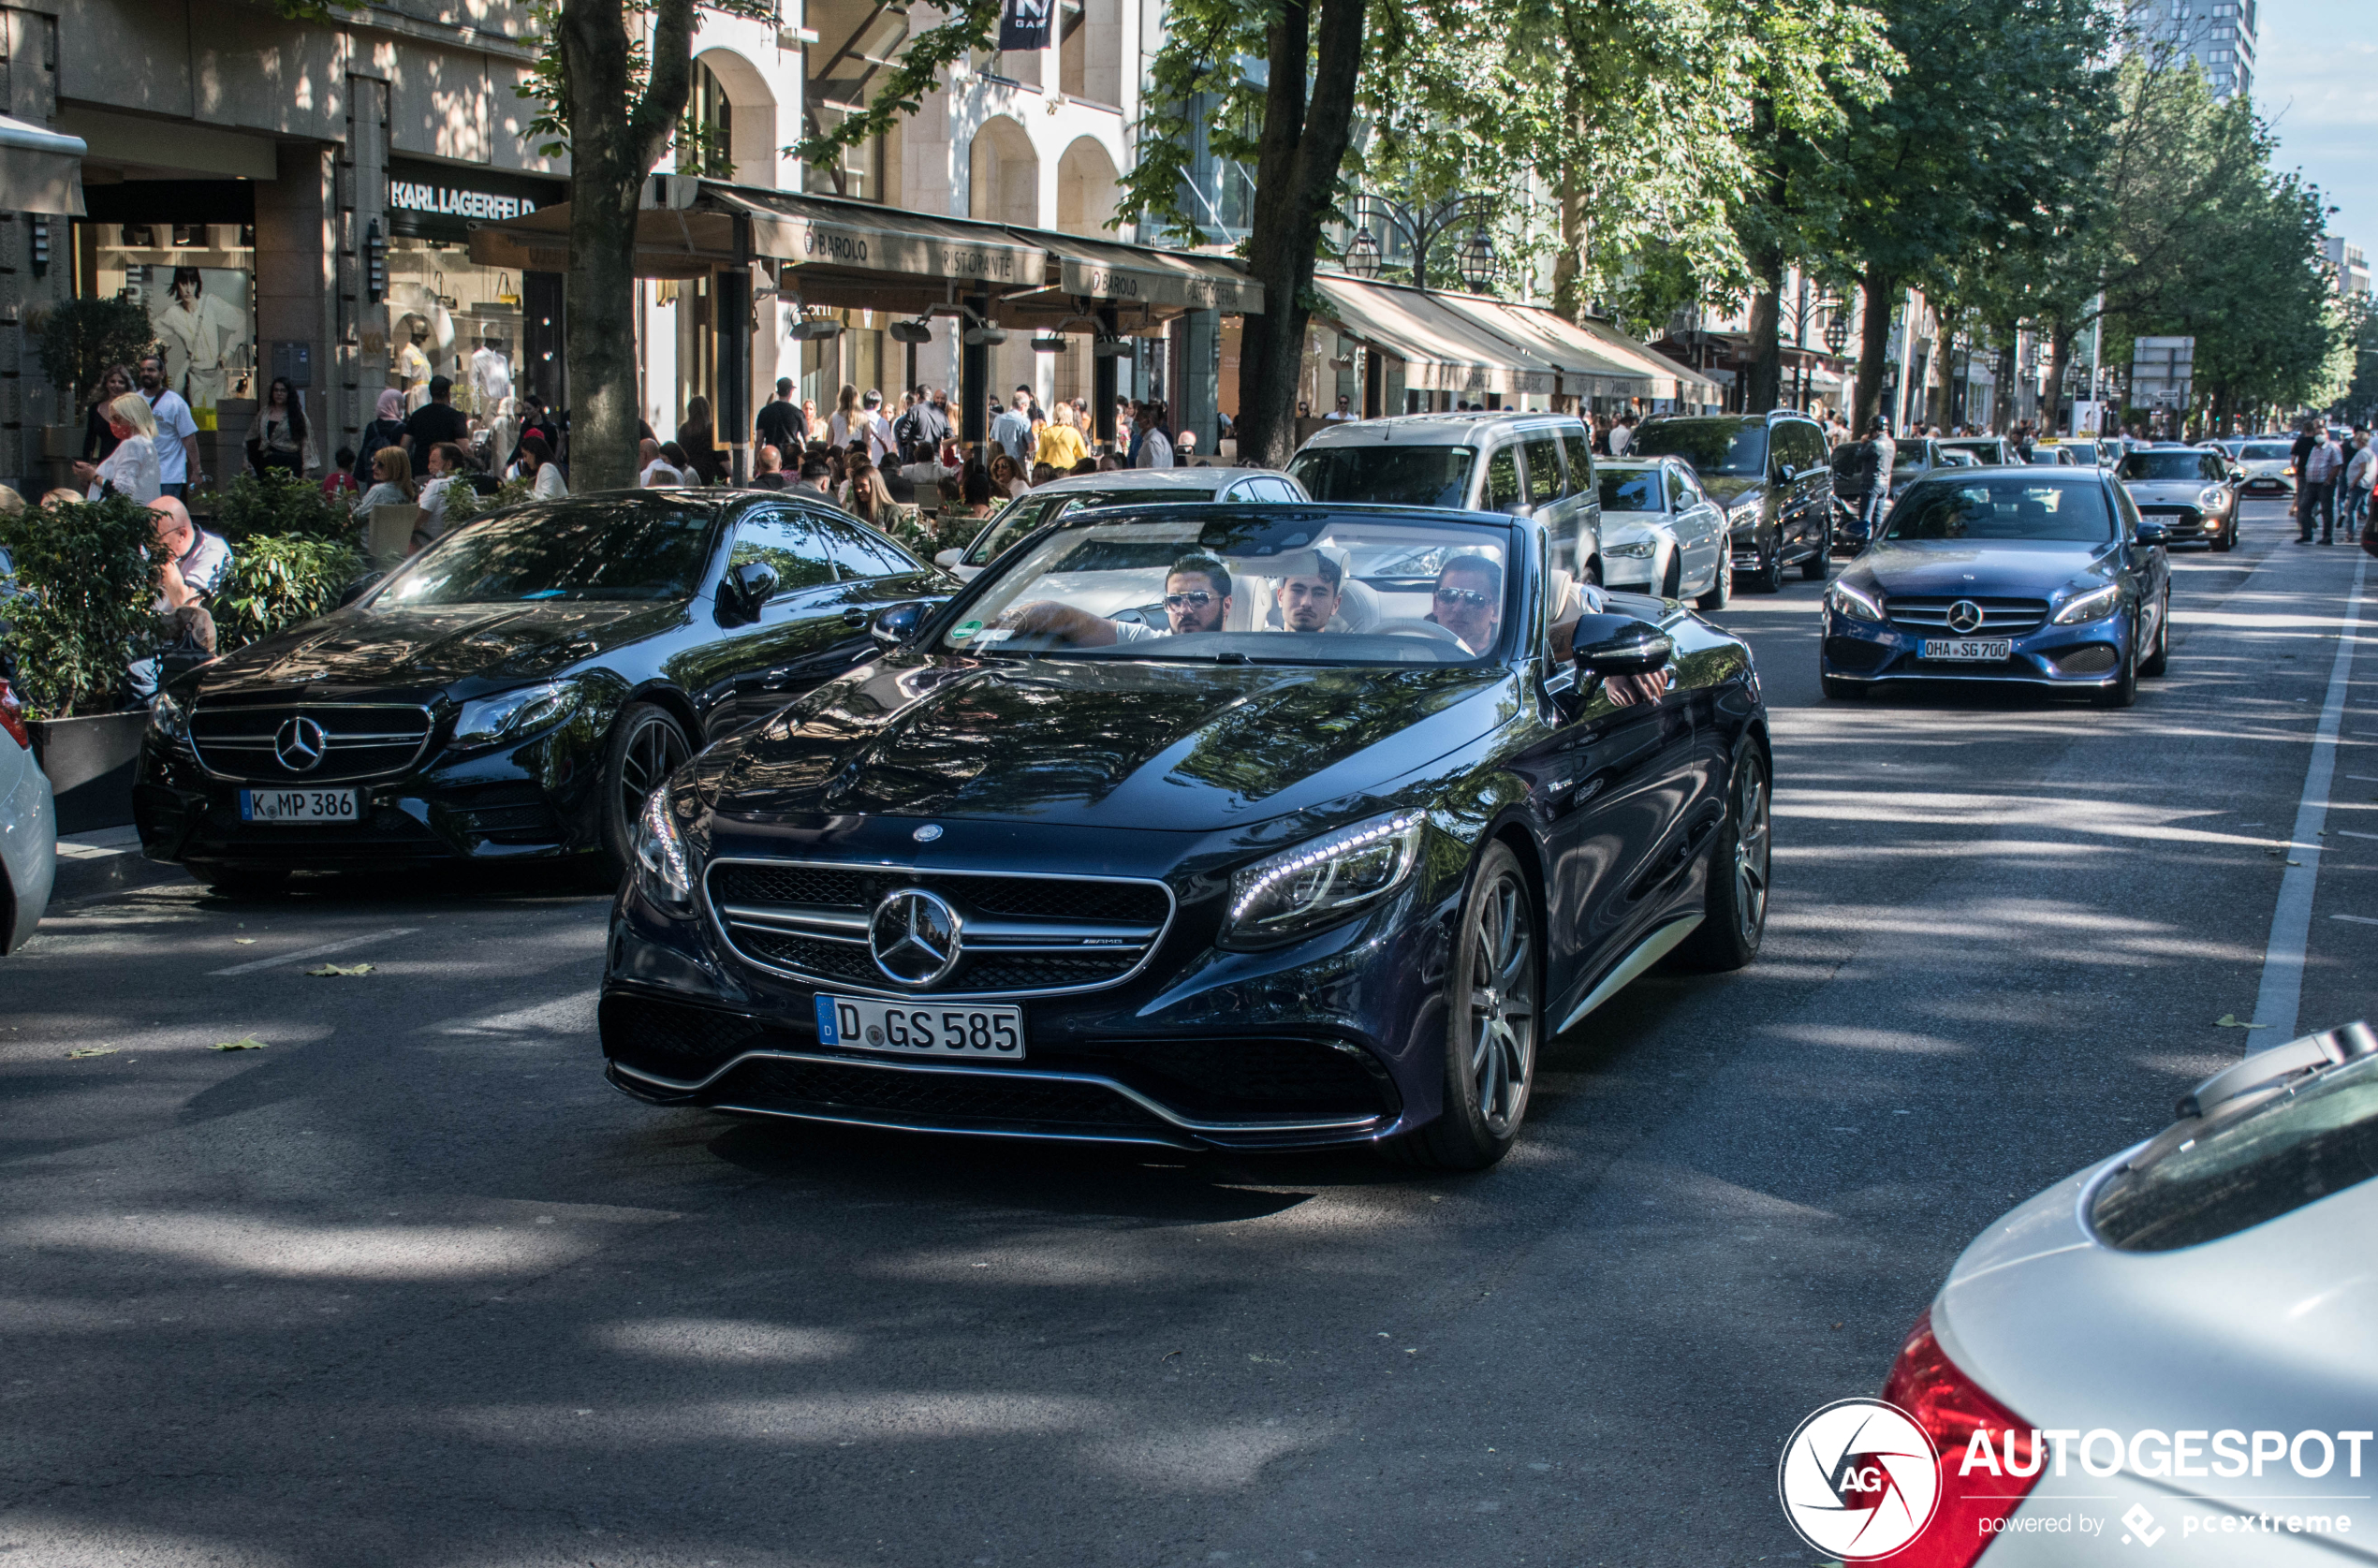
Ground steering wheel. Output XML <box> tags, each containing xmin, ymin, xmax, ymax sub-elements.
<box><xmin>1368</xmin><ymin>617</ymin><xmax>1464</xmax><ymax>644</ymax></box>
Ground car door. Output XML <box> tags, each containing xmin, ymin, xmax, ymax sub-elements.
<box><xmin>683</xmin><ymin>506</ymin><xmax>849</xmax><ymax>742</ymax></box>
<box><xmin>1782</xmin><ymin>422</ymin><xmax>1829</xmax><ymax>552</ymax></box>
<box><xmin>1524</xmin><ymin>431</ymin><xmax>1581</xmax><ymax>564</ymax></box>
<box><xmin>1666</xmin><ymin>464</ymin><xmax>1722</xmax><ymax>591</ymax></box>
<box><xmin>2108</xmin><ymin>480</ymin><xmax>2169</xmax><ymax>630</ymax></box>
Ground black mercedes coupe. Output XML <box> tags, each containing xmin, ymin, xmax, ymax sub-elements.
<box><xmin>134</xmin><ymin>491</ymin><xmax>952</xmax><ymax>892</ymax></box>
<box><xmin>602</xmin><ymin>502</ymin><xmax>1772</xmax><ymax>1169</ymax></box>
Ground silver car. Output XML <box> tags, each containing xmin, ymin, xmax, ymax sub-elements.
<box><xmin>1592</xmin><ymin>457</ymin><xmax>1730</xmax><ymax>608</ymax></box>
<box><xmin>2236</xmin><ymin>439</ymin><xmax>2297</xmax><ymax>497</ymax></box>
<box><xmin>0</xmin><ymin>674</ymin><xmax>54</xmax><ymax>953</ymax></box>
<box><xmin>2119</xmin><ymin>445</ymin><xmax>2239</xmax><ymax>551</ymax></box>
<box><xmin>1870</xmin><ymin>1022</ymin><xmax>2378</xmax><ymax>1564</ymax></box>
<box><xmin>932</xmin><ymin>467</ymin><xmax>1311</xmax><ymax>580</ymax></box>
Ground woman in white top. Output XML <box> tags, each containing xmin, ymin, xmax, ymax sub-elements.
<box><xmin>827</xmin><ymin>383</ymin><xmax>861</xmax><ymax>449</ymax></box>
<box><xmin>76</xmin><ymin>392</ymin><xmax>162</xmax><ymax>502</ymax></box>
<box><xmin>520</xmin><ymin>432</ymin><xmax>568</xmax><ymax>498</ymax></box>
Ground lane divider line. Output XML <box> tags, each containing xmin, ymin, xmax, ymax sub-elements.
<box><xmin>210</xmin><ymin>927</ymin><xmax>420</xmax><ymax>976</ymax></box>
<box><xmin>2336</xmin><ymin>915</ymin><xmax>2378</xmax><ymax>927</ymax></box>
<box><xmin>2249</xmin><ymin>556</ymin><xmax>2368</xmax><ymax>1045</ymax></box>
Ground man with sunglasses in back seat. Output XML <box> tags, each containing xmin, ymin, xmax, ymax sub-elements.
<box><xmin>994</xmin><ymin>554</ymin><xmax>1237</xmax><ymax>645</ymax></box>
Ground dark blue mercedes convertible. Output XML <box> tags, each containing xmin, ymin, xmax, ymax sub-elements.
<box><xmin>600</xmin><ymin>503</ymin><xmax>1771</xmax><ymax>1169</ymax></box>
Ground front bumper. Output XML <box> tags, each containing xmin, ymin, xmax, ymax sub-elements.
<box><xmin>1819</xmin><ymin>605</ymin><xmax>2132</xmax><ymax>689</ymax></box>
<box><xmin>134</xmin><ymin>725</ymin><xmax>607</xmax><ymax>870</ymax></box>
<box><xmin>2135</xmin><ymin>503</ymin><xmax>2225</xmax><ymax>545</ymax></box>
<box><xmin>2239</xmin><ymin>472</ymin><xmax>2294</xmax><ymax>494</ymax></box>
<box><xmin>599</xmin><ymin>814</ymin><xmax>1454</xmax><ymax>1151</ymax></box>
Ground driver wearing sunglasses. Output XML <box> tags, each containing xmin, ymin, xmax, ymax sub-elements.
<box><xmin>1425</xmin><ymin>554</ymin><xmax>1502</xmax><ymax>653</ymax></box>
<box><xmin>997</xmin><ymin>555</ymin><xmax>1235</xmax><ymax>645</ymax></box>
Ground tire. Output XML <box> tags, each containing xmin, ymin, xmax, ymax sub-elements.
<box><xmin>2139</xmin><ymin>589</ymin><xmax>2170</xmax><ymax>677</ymax></box>
<box><xmin>1741</xmin><ymin>530</ymin><xmax>1783</xmax><ymax>594</ymax></box>
<box><xmin>598</xmin><ymin>702</ymin><xmax>695</xmax><ymax>879</ymax></box>
<box><xmin>1799</xmin><ymin>519</ymin><xmax>1831</xmax><ymax>579</ymax></box>
<box><xmin>2210</xmin><ymin>518</ymin><xmax>2235</xmax><ymax>552</ymax></box>
<box><xmin>1660</xmin><ymin>550</ymin><xmax>1682</xmax><ymax>600</ymax></box>
<box><xmin>1820</xmin><ymin>675</ymin><xmax>1864</xmax><ymax>699</ymax></box>
<box><xmin>1393</xmin><ymin>840</ymin><xmax>1541</xmax><ymax>1172</ymax></box>
<box><xmin>189</xmin><ymin>863</ymin><xmax>291</xmax><ymax>898</ymax></box>
<box><xmin>1672</xmin><ymin>743</ymin><xmax>1770</xmax><ymax>973</ymax></box>
<box><xmin>2095</xmin><ymin>626</ymin><xmax>2139</xmax><ymax>708</ymax></box>
<box><xmin>1695</xmin><ymin>553</ymin><xmax>1732</xmax><ymax>611</ymax></box>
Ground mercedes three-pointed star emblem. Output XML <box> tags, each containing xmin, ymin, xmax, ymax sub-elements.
<box><xmin>869</xmin><ymin>887</ymin><xmax>963</xmax><ymax>988</ymax></box>
<box><xmin>1945</xmin><ymin>599</ymin><xmax>1985</xmax><ymax>635</ymax></box>
<box><xmin>272</xmin><ymin>716</ymin><xmax>329</xmax><ymax>773</ymax></box>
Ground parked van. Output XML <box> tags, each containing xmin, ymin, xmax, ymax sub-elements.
<box><xmin>1287</xmin><ymin>413</ymin><xmax>1603</xmax><ymax>580</ymax></box>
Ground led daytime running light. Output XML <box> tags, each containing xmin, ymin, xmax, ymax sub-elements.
<box><xmin>2053</xmin><ymin>584</ymin><xmax>2121</xmax><ymax>625</ymax></box>
<box><xmin>634</xmin><ymin>789</ymin><xmax>693</xmax><ymax>906</ymax></box>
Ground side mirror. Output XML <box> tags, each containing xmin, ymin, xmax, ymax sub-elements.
<box><xmin>933</xmin><ymin>548</ymin><xmax>963</xmax><ymax>569</ymax></box>
<box><xmin>1776</xmin><ymin>463</ymin><xmax>1798</xmax><ymax>483</ymax></box>
<box><xmin>870</xmin><ymin>601</ymin><xmax>926</xmax><ymax>648</ymax></box>
<box><xmin>2134</xmin><ymin>520</ymin><xmax>2170</xmax><ymax>548</ymax></box>
<box><xmin>1572</xmin><ymin>616</ymin><xmax>1674</xmax><ymax>678</ymax></box>
<box><xmin>723</xmin><ymin>562</ymin><xmax>776</xmax><ymax>622</ymax></box>
<box><xmin>338</xmin><ymin>571</ymin><xmax>385</xmax><ymax>608</ymax></box>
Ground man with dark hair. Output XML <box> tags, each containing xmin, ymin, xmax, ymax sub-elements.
<box><xmin>997</xmin><ymin>555</ymin><xmax>1237</xmax><ymax>645</ymax></box>
<box><xmin>756</xmin><ymin>376</ymin><xmax>805</xmax><ymax>456</ymax></box>
<box><xmin>796</xmin><ymin>457</ymin><xmax>844</xmax><ymax>508</ymax></box>
<box><xmin>1275</xmin><ymin>551</ymin><xmax>1342</xmax><ymax>632</ymax></box>
<box><xmin>1426</xmin><ymin>554</ymin><xmax>1502</xmax><ymax>652</ymax></box>
<box><xmin>403</xmin><ymin>374</ymin><xmax>470</xmax><ymax>459</ymax></box>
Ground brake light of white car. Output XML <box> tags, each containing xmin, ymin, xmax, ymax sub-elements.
<box><xmin>1879</xmin><ymin>1310</ymin><xmax>2040</xmax><ymax>1567</ymax></box>
<box><xmin>0</xmin><ymin>678</ymin><xmax>26</xmax><ymax>751</ymax></box>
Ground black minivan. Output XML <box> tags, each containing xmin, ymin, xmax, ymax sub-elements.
<box><xmin>1630</xmin><ymin>412</ymin><xmax>1834</xmax><ymax>591</ymax></box>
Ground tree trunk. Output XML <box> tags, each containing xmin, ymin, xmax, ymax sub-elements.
<box><xmin>1551</xmin><ymin>98</ymin><xmax>1590</xmax><ymax>323</ymax></box>
<box><xmin>1995</xmin><ymin>332</ymin><xmax>2018</xmax><ymax>432</ymax></box>
<box><xmin>2042</xmin><ymin>327</ymin><xmax>2074</xmax><ymax>439</ymax></box>
<box><xmin>1851</xmin><ymin>264</ymin><xmax>1896</xmax><ymax>432</ymax></box>
<box><xmin>560</xmin><ymin>0</ymin><xmax>697</xmax><ymax>494</ymax></box>
<box><xmin>1743</xmin><ymin>264</ymin><xmax>1784</xmax><ymax>415</ymax></box>
<box><xmin>1234</xmin><ymin>0</ymin><xmax>1365</xmax><ymax>470</ymax></box>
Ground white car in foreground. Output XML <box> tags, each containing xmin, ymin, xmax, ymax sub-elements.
<box><xmin>0</xmin><ymin>672</ymin><xmax>54</xmax><ymax>952</ymax></box>
<box><xmin>1864</xmin><ymin>1021</ymin><xmax>2378</xmax><ymax>1565</ymax></box>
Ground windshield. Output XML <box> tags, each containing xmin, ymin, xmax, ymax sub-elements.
<box><xmin>2121</xmin><ymin>452</ymin><xmax>2214</xmax><ymax>481</ymax></box>
<box><xmin>1286</xmin><ymin>445</ymin><xmax>1477</xmax><ymax>508</ymax></box>
<box><xmin>945</xmin><ymin>510</ymin><xmax>1513</xmax><ymax>665</ymax></box>
<box><xmin>374</xmin><ymin>498</ymin><xmax>717</xmax><ymax>606</ymax></box>
<box><xmin>1886</xmin><ymin>477</ymin><xmax>2116</xmax><ymax>544</ymax></box>
<box><xmin>2241</xmin><ymin>443</ymin><xmax>2291</xmax><ymax>462</ymax></box>
<box><xmin>1599</xmin><ymin>470</ymin><xmax>1663</xmax><ymax>512</ymax></box>
<box><xmin>1631</xmin><ymin>419</ymin><xmax>1767</xmax><ymax>476</ymax></box>
<box><xmin>2092</xmin><ymin>1052</ymin><xmax>2378</xmax><ymax>1251</ymax></box>
<box><xmin>2062</xmin><ymin>441</ymin><xmax>2102</xmax><ymax>463</ymax></box>
<box><xmin>962</xmin><ymin>487</ymin><xmax>1211</xmax><ymax>565</ymax></box>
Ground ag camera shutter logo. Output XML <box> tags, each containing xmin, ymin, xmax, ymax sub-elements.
<box><xmin>1778</xmin><ymin>1399</ymin><xmax>1941</xmax><ymax>1560</ymax></box>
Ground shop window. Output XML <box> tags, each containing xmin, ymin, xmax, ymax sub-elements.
<box><xmin>386</xmin><ymin>236</ymin><xmax>523</xmax><ymax>434</ymax></box>
<box><xmin>85</xmin><ymin>223</ymin><xmax>255</xmax><ymax>432</ymax></box>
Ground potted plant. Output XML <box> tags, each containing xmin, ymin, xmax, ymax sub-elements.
<box><xmin>0</xmin><ymin>493</ymin><xmax>165</xmax><ymax>831</ymax></box>
<box><xmin>33</xmin><ymin>297</ymin><xmax>158</xmax><ymax>485</ymax></box>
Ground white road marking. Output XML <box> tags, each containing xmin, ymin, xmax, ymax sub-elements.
<box><xmin>2250</xmin><ymin>556</ymin><xmax>2368</xmax><ymax>1045</ymax></box>
<box><xmin>2339</xmin><ymin>830</ymin><xmax>2378</xmax><ymax>842</ymax></box>
<box><xmin>2335</xmin><ymin>915</ymin><xmax>2378</xmax><ymax>927</ymax></box>
<box><xmin>210</xmin><ymin>927</ymin><xmax>419</xmax><ymax>976</ymax></box>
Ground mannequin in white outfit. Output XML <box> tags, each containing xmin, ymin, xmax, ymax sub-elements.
<box><xmin>397</xmin><ymin>328</ymin><xmax>433</xmax><ymax>414</ymax></box>
<box><xmin>470</xmin><ymin>338</ymin><xmax>513</xmax><ymax>414</ymax></box>
<box><xmin>156</xmin><ymin>268</ymin><xmax>243</xmax><ymax>417</ymax></box>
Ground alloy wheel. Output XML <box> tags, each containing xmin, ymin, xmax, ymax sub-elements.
<box><xmin>1465</xmin><ymin>869</ymin><xmax>1537</xmax><ymax>1136</ymax></box>
<box><xmin>618</xmin><ymin>713</ymin><xmax>691</xmax><ymax>835</ymax></box>
<box><xmin>1731</xmin><ymin>758</ymin><xmax>1771</xmax><ymax>944</ymax></box>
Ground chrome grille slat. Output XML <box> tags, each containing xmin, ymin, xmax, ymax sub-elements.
<box><xmin>190</xmin><ymin>703</ymin><xmax>436</xmax><ymax>783</ymax></box>
<box><xmin>1886</xmin><ymin>595</ymin><xmax>2049</xmax><ymax>635</ymax></box>
<box><xmin>706</xmin><ymin>857</ymin><xmax>1177</xmax><ymax>999</ymax></box>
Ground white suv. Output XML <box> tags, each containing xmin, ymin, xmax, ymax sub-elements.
<box><xmin>1287</xmin><ymin>413</ymin><xmax>1602</xmax><ymax>580</ymax></box>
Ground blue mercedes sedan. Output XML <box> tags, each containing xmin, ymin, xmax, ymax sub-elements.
<box><xmin>1819</xmin><ymin>466</ymin><xmax>2171</xmax><ymax>708</ymax></box>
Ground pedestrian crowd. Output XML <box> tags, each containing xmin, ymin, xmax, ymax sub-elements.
<box><xmin>2288</xmin><ymin>419</ymin><xmax>2373</xmax><ymax>548</ymax></box>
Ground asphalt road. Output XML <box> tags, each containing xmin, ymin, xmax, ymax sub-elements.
<box><xmin>4</xmin><ymin>495</ymin><xmax>2371</xmax><ymax>1566</ymax></box>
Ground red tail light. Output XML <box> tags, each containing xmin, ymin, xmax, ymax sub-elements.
<box><xmin>0</xmin><ymin>679</ymin><xmax>26</xmax><ymax>751</ymax></box>
<box><xmin>1877</xmin><ymin>1311</ymin><xmax>2038</xmax><ymax>1566</ymax></box>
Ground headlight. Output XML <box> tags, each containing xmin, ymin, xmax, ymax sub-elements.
<box><xmin>632</xmin><ymin>788</ymin><xmax>694</xmax><ymax>908</ymax></box>
<box><xmin>148</xmin><ymin>690</ymin><xmax>191</xmax><ymax>744</ymax></box>
<box><xmin>2052</xmin><ymin>584</ymin><xmax>2121</xmax><ymax>624</ymax></box>
<box><xmin>1826</xmin><ymin>580</ymin><xmax>1884</xmax><ymax>623</ymax></box>
<box><xmin>1606</xmin><ymin>539</ymin><xmax>1657</xmax><ymax>559</ymax></box>
<box><xmin>1728</xmin><ymin>501</ymin><xmax>1763</xmax><ymax>529</ymax></box>
<box><xmin>1222</xmin><ymin>810</ymin><xmax>1426</xmax><ymax>949</ymax></box>
<box><xmin>2198</xmin><ymin>486</ymin><xmax>2225</xmax><ymax>508</ymax></box>
<box><xmin>451</xmin><ymin>681</ymin><xmax>579</xmax><ymax>750</ymax></box>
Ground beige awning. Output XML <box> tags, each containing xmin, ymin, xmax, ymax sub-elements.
<box><xmin>1314</xmin><ymin>275</ymin><xmax>1560</xmax><ymax>396</ymax></box>
<box><xmin>1431</xmin><ymin>295</ymin><xmax>1649</xmax><ymax>400</ymax></box>
<box><xmin>0</xmin><ymin>114</ymin><xmax>84</xmax><ymax>216</ymax></box>
<box><xmin>710</xmin><ymin>189</ymin><xmax>1047</xmax><ymax>286</ymax></box>
<box><xmin>1564</xmin><ymin>315</ymin><xmax>1723</xmax><ymax>403</ymax></box>
<box><xmin>1017</xmin><ymin>228</ymin><xmax>1263</xmax><ymax>314</ymax></box>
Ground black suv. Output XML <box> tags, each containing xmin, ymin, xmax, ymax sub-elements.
<box><xmin>1629</xmin><ymin>412</ymin><xmax>1834</xmax><ymax>591</ymax></box>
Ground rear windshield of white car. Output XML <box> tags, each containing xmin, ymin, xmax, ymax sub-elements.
<box><xmin>2092</xmin><ymin>1052</ymin><xmax>2378</xmax><ymax>1251</ymax></box>
<box><xmin>1287</xmin><ymin>445</ymin><xmax>1476</xmax><ymax>509</ymax></box>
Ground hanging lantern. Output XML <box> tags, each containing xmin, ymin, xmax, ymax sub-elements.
<box><xmin>1345</xmin><ymin>227</ymin><xmax>1381</xmax><ymax>280</ymax></box>
<box><xmin>1822</xmin><ymin>315</ymin><xmax>1850</xmax><ymax>357</ymax></box>
<box><xmin>1456</xmin><ymin>227</ymin><xmax>1495</xmax><ymax>289</ymax></box>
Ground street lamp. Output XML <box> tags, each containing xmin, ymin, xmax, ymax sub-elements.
<box><xmin>1456</xmin><ymin>227</ymin><xmax>1496</xmax><ymax>289</ymax></box>
<box><xmin>1345</xmin><ymin>227</ymin><xmax>1382</xmax><ymax>282</ymax></box>
<box><xmin>1343</xmin><ymin>191</ymin><xmax>1499</xmax><ymax>293</ymax></box>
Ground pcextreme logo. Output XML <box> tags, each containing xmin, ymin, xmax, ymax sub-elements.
<box><xmin>1778</xmin><ymin>1399</ymin><xmax>1942</xmax><ymax>1560</ymax></box>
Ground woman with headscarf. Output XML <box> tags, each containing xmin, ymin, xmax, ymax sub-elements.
<box><xmin>677</xmin><ymin>394</ymin><xmax>724</xmax><ymax>485</ymax></box>
<box><xmin>356</xmin><ymin>389</ymin><xmax>409</xmax><ymax>488</ymax></box>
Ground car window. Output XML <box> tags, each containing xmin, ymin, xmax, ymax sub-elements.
<box><xmin>1563</xmin><ymin>432</ymin><xmax>1594</xmax><ymax>495</ymax></box>
<box><xmin>1261</xmin><ymin>477</ymin><xmax>1300</xmax><ymax>502</ymax></box>
<box><xmin>2120</xmin><ymin>451</ymin><xmax>2209</xmax><ymax>481</ymax></box>
<box><xmin>1599</xmin><ymin>470</ymin><xmax>1662</xmax><ymax>512</ymax></box>
<box><xmin>374</xmin><ymin>495</ymin><xmax>718</xmax><ymax>606</ymax></box>
<box><xmin>1485</xmin><ymin>445</ymin><xmax>1524</xmax><ymax>513</ymax></box>
<box><xmin>728</xmin><ymin>509</ymin><xmax>840</xmax><ymax>593</ymax></box>
<box><xmin>1788</xmin><ymin>423</ymin><xmax>1825</xmax><ymax>472</ymax></box>
<box><xmin>2203</xmin><ymin>455</ymin><xmax>2227</xmax><ymax>480</ymax></box>
<box><xmin>962</xmin><ymin>495</ymin><xmax>1064</xmax><ymax>564</ymax></box>
<box><xmin>1286</xmin><ymin>444</ymin><xmax>1477</xmax><ymax>508</ymax></box>
<box><xmin>1666</xmin><ymin>467</ymin><xmax>1693</xmax><ymax>507</ymax></box>
<box><xmin>1633</xmin><ymin>418</ymin><xmax>1768</xmax><ymax>476</ymax></box>
<box><xmin>1885</xmin><ymin>476</ymin><xmax>2117</xmax><ymax>543</ymax></box>
<box><xmin>814</xmin><ymin>515</ymin><xmax>923</xmax><ymax>579</ymax></box>
<box><xmin>2092</xmin><ymin>1051</ymin><xmax>2378</xmax><ymax>1252</ymax></box>
<box><xmin>2110</xmin><ymin>480</ymin><xmax>2144</xmax><ymax>534</ymax></box>
<box><xmin>1524</xmin><ymin>437</ymin><xmax>1565</xmax><ymax>503</ymax></box>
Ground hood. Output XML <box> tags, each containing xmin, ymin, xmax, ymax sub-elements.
<box><xmin>1852</xmin><ymin>539</ymin><xmax>2115</xmax><ymax>598</ymax></box>
<box><xmin>712</xmin><ymin>653</ymin><xmax>1511</xmax><ymax>832</ymax></box>
<box><xmin>2123</xmin><ymin>480</ymin><xmax>2215</xmax><ymax>502</ymax></box>
<box><xmin>190</xmin><ymin>599</ymin><xmax>692</xmax><ymax>703</ymax></box>
<box><xmin>1696</xmin><ymin>475</ymin><xmax>1768</xmax><ymax>508</ymax></box>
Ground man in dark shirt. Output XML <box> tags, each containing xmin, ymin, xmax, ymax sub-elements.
<box><xmin>755</xmin><ymin>377</ymin><xmax>804</xmax><ymax>457</ymax></box>
<box><xmin>403</xmin><ymin>375</ymin><xmax>471</xmax><ymax>460</ymax></box>
<box><xmin>2292</xmin><ymin>421</ymin><xmax>2324</xmax><ymax>539</ymax></box>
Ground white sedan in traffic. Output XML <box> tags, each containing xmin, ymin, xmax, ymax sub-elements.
<box><xmin>1592</xmin><ymin>458</ymin><xmax>1731</xmax><ymax>608</ymax></box>
<box><xmin>1861</xmin><ymin>1021</ymin><xmax>2378</xmax><ymax>1566</ymax></box>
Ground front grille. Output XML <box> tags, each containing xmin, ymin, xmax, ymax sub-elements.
<box><xmin>708</xmin><ymin>858</ymin><xmax>1175</xmax><ymax>998</ymax></box>
<box><xmin>1823</xmin><ymin>636</ymin><xmax>1890</xmax><ymax>673</ymax></box>
<box><xmin>2048</xmin><ymin>645</ymin><xmax>2120</xmax><ymax>675</ymax></box>
<box><xmin>719</xmin><ymin>1057</ymin><xmax>1168</xmax><ymax>1130</ymax></box>
<box><xmin>192</xmin><ymin>703</ymin><xmax>434</xmax><ymax>783</ymax></box>
<box><xmin>601</xmin><ymin>993</ymin><xmax>767</xmax><ymax>1079</ymax></box>
<box><xmin>1886</xmin><ymin>596</ymin><xmax>2049</xmax><ymax>635</ymax></box>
